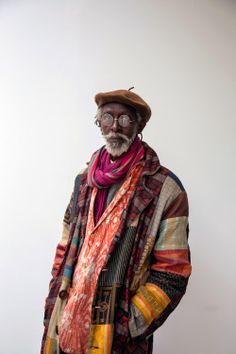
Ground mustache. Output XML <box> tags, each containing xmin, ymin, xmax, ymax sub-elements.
<box><xmin>103</xmin><ymin>132</ymin><xmax>130</xmax><ymax>143</ymax></box>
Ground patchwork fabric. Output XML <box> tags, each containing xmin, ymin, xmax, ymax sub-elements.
<box><xmin>51</xmin><ymin>198</ymin><xmax>73</xmax><ymax>278</ymax></box>
<box><xmin>148</xmin><ymin>270</ymin><xmax>189</xmax><ymax>299</ymax></box>
<box><xmin>151</xmin><ymin>249</ymin><xmax>191</xmax><ymax>277</ymax></box>
<box><xmin>155</xmin><ymin>216</ymin><xmax>188</xmax><ymax>250</ymax></box>
<box><xmin>89</xmin><ymin>324</ymin><xmax>113</xmax><ymax>354</ymax></box>
<box><xmin>131</xmin><ymin>283</ymin><xmax>171</xmax><ymax>325</ymax></box>
<box><xmin>128</xmin><ymin>177</ymin><xmax>191</xmax><ymax>340</ymax></box>
<box><xmin>59</xmin><ymin>165</ymin><xmax>143</xmax><ymax>353</ymax></box>
<box><xmin>41</xmin><ymin>142</ymin><xmax>192</xmax><ymax>354</ymax></box>
<box><xmin>151</xmin><ymin>213</ymin><xmax>191</xmax><ymax>277</ymax></box>
<box><xmin>128</xmin><ymin>303</ymin><xmax>149</xmax><ymax>338</ymax></box>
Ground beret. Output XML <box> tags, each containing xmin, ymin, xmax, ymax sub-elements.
<box><xmin>95</xmin><ymin>89</ymin><xmax>151</xmax><ymax>123</ymax></box>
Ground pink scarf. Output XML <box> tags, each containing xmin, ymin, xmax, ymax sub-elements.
<box><xmin>87</xmin><ymin>137</ymin><xmax>144</xmax><ymax>224</ymax></box>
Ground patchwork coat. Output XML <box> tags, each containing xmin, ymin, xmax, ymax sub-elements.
<box><xmin>41</xmin><ymin>142</ymin><xmax>192</xmax><ymax>354</ymax></box>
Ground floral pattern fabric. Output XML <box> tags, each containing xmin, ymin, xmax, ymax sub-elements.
<box><xmin>58</xmin><ymin>164</ymin><xmax>143</xmax><ymax>354</ymax></box>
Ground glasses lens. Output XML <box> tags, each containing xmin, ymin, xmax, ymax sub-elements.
<box><xmin>101</xmin><ymin>113</ymin><xmax>113</xmax><ymax>126</ymax></box>
<box><xmin>119</xmin><ymin>115</ymin><xmax>131</xmax><ymax>127</ymax></box>
<box><xmin>101</xmin><ymin>113</ymin><xmax>132</xmax><ymax>127</ymax></box>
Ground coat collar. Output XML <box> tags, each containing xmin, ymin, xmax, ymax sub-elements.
<box><xmin>120</xmin><ymin>142</ymin><xmax>164</xmax><ymax>227</ymax></box>
<box><xmin>136</xmin><ymin>141</ymin><xmax>162</xmax><ymax>198</ymax></box>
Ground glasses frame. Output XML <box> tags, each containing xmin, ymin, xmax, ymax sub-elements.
<box><xmin>98</xmin><ymin>112</ymin><xmax>135</xmax><ymax>128</ymax></box>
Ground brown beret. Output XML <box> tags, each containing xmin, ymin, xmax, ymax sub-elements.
<box><xmin>95</xmin><ymin>89</ymin><xmax>151</xmax><ymax>123</ymax></box>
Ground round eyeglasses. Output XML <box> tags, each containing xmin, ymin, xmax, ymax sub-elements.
<box><xmin>99</xmin><ymin>113</ymin><xmax>135</xmax><ymax>128</ymax></box>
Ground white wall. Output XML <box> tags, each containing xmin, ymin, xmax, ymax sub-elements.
<box><xmin>0</xmin><ymin>1</ymin><xmax>235</xmax><ymax>353</ymax></box>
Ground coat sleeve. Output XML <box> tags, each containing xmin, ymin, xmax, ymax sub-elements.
<box><xmin>41</xmin><ymin>171</ymin><xmax>86</xmax><ymax>354</ymax></box>
<box><xmin>48</xmin><ymin>170</ymin><xmax>84</xmax><ymax>280</ymax></box>
<box><xmin>50</xmin><ymin>192</ymin><xmax>74</xmax><ymax>278</ymax></box>
<box><xmin>43</xmin><ymin>192</ymin><xmax>73</xmax><ymax>327</ymax></box>
<box><xmin>128</xmin><ymin>181</ymin><xmax>192</xmax><ymax>340</ymax></box>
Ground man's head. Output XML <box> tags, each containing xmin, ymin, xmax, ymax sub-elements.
<box><xmin>95</xmin><ymin>102</ymin><xmax>140</xmax><ymax>157</ymax></box>
<box><xmin>94</xmin><ymin>89</ymin><xmax>151</xmax><ymax>158</ymax></box>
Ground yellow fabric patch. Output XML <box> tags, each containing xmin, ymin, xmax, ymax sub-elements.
<box><xmin>44</xmin><ymin>337</ymin><xmax>57</xmax><ymax>354</ymax></box>
<box><xmin>131</xmin><ymin>284</ymin><xmax>171</xmax><ymax>326</ymax></box>
<box><xmin>145</xmin><ymin>283</ymin><xmax>170</xmax><ymax>308</ymax></box>
<box><xmin>132</xmin><ymin>291</ymin><xmax>154</xmax><ymax>325</ymax></box>
<box><xmin>89</xmin><ymin>324</ymin><xmax>114</xmax><ymax>354</ymax></box>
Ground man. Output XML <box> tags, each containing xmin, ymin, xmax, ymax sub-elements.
<box><xmin>42</xmin><ymin>88</ymin><xmax>192</xmax><ymax>354</ymax></box>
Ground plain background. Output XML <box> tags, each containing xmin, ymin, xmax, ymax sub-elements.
<box><xmin>0</xmin><ymin>1</ymin><xmax>235</xmax><ymax>353</ymax></box>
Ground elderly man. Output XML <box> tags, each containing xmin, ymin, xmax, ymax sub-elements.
<box><xmin>41</xmin><ymin>89</ymin><xmax>192</xmax><ymax>354</ymax></box>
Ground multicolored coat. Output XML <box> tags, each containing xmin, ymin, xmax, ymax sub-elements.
<box><xmin>41</xmin><ymin>142</ymin><xmax>192</xmax><ymax>354</ymax></box>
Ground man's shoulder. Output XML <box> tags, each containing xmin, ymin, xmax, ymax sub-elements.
<box><xmin>154</xmin><ymin>169</ymin><xmax>188</xmax><ymax>220</ymax></box>
<box><xmin>73</xmin><ymin>166</ymin><xmax>88</xmax><ymax>187</ymax></box>
<box><xmin>74</xmin><ymin>147</ymin><xmax>103</xmax><ymax>185</ymax></box>
<box><xmin>75</xmin><ymin>166</ymin><xmax>88</xmax><ymax>179</ymax></box>
<box><xmin>159</xmin><ymin>167</ymin><xmax>186</xmax><ymax>192</ymax></box>
<box><xmin>143</xmin><ymin>142</ymin><xmax>186</xmax><ymax>193</ymax></box>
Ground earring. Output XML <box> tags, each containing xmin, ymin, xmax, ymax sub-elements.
<box><xmin>94</xmin><ymin>119</ymin><xmax>101</xmax><ymax>127</ymax></box>
<box><xmin>138</xmin><ymin>132</ymin><xmax>143</xmax><ymax>141</ymax></box>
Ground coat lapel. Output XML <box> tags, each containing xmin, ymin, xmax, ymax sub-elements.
<box><xmin>124</xmin><ymin>142</ymin><xmax>162</xmax><ymax>226</ymax></box>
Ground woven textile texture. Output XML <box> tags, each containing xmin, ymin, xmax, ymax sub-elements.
<box><xmin>41</xmin><ymin>142</ymin><xmax>191</xmax><ymax>354</ymax></box>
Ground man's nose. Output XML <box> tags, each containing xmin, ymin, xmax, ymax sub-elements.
<box><xmin>110</xmin><ymin>118</ymin><xmax>119</xmax><ymax>131</ymax></box>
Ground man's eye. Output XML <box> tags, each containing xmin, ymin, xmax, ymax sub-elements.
<box><xmin>119</xmin><ymin>115</ymin><xmax>130</xmax><ymax>125</ymax></box>
<box><xmin>102</xmin><ymin>114</ymin><xmax>112</xmax><ymax>120</ymax></box>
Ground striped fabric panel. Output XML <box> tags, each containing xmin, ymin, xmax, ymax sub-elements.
<box><xmin>151</xmin><ymin>249</ymin><xmax>191</xmax><ymax>277</ymax></box>
<box><xmin>159</xmin><ymin>176</ymin><xmax>184</xmax><ymax>215</ymax></box>
<box><xmin>130</xmin><ymin>176</ymin><xmax>184</xmax><ymax>279</ymax></box>
<box><xmin>152</xmin><ymin>215</ymin><xmax>191</xmax><ymax>277</ymax></box>
<box><xmin>51</xmin><ymin>221</ymin><xmax>71</xmax><ymax>277</ymax></box>
<box><xmin>98</xmin><ymin>227</ymin><xmax>137</xmax><ymax>286</ymax></box>
<box><xmin>131</xmin><ymin>283</ymin><xmax>171</xmax><ymax>325</ymax></box>
<box><xmin>155</xmin><ymin>216</ymin><xmax>189</xmax><ymax>251</ymax></box>
<box><xmin>129</xmin><ymin>187</ymin><xmax>191</xmax><ymax>336</ymax></box>
<box><xmin>162</xmin><ymin>190</ymin><xmax>188</xmax><ymax>220</ymax></box>
<box><xmin>51</xmin><ymin>189</ymin><xmax>76</xmax><ymax>278</ymax></box>
<box><xmin>63</xmin><ymin>235</ymin><xmax>83</xmax><ymax>279</ymax></box>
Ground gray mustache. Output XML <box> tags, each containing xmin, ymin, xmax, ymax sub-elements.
<box><xmin>104</xmin><ymin>132</ymin><xmax>129</xmax><ymax>143</ymax></box>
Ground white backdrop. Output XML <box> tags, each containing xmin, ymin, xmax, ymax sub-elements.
<box><xmin>0</xmin><ymin>1</ymin><xmax>235</xmax><ymax>353</ymax></box>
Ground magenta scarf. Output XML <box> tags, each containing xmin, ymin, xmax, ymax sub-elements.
<box><xmin>87</xmin><ymin>137</ymin><xmax>144</xmax><ymax>224</ymax></box>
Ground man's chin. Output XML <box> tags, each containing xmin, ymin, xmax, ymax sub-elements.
<box><xmin>106</xmin><ymin>137</ymin><xmax>125</xmax><ymax>145</ymax></box>
<box><xmin>105</xmin><ymin>141</ymin><xmax>130</xmax><ymax>157</ymax></box>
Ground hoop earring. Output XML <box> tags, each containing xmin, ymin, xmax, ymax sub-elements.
<box><xmin>94</xmin><ymin>119</ymin><xmax>101</xmax><ymax>127</ymax></box>
<box><xmin>138</xmin><ymin>132</ymin><xmax>143</xmax><ymax>141</ymax></box>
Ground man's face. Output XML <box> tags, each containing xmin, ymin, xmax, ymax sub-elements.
<box><xmin>99</xmin><ymin>102</ymin><xmax>139</xmax><ymax>158</ymax></box>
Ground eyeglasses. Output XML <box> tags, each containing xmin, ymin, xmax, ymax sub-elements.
<box><xmin>99</xmin><ymin>113</ymin><xmax>135</xmax><ymax>128</ymax></box>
